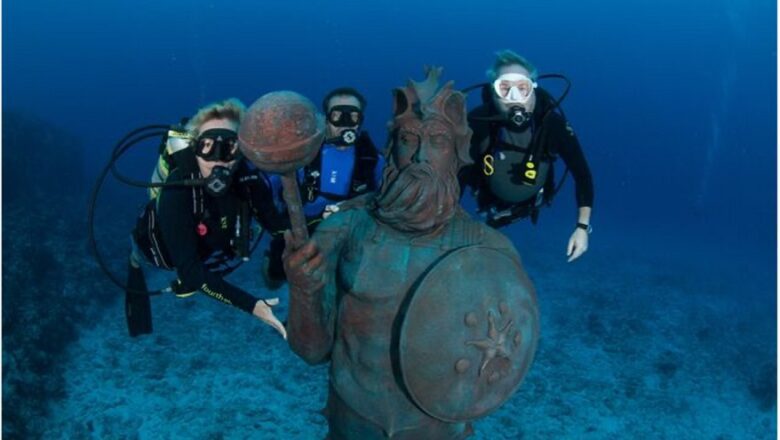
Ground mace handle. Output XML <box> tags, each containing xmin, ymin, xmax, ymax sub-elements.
<box><xmin>280</xmin><ymin>172</ymin><xmax>308</xmax><ymax>249</ymax></box>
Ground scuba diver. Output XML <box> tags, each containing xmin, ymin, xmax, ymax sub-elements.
<box><xmin>462</xmin><ymin>50</ymin><xmax>594</xmax><ymax>262</ymax></box>
<box><xmin>261</xmin><ymin>87</ymin><xmax>383</xmax><ymax>287</ymax></box>
<box><xmin>120</xmin><ymin>98</ymin><xmax>287</xmax><ymax>337</ymax></box>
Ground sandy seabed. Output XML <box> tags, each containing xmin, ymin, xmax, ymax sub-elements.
<box><xmin>8</xmin><ymin>217</ymin><xmax>777</xmax><ymax>440</ymax></box>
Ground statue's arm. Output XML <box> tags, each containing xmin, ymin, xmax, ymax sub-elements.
<box><xmin>285</xmin><ymin>217</ymin><xmax>349</xmax><ymax>365</ymax></box>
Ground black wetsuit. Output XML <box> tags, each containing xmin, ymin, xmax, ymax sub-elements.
<box><xmin>134</xmin><ymin>160</ymin><xmax>281</xmax><ymax>314</ymax></box>
<box><xmin>462</xmin><ymin>88</ymin><xmax>594</xmax><ymax>225</ymax></box>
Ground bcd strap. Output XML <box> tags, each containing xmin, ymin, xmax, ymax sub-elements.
<box><xmin>301</xmin><ymin>152</ymin><xmax>322</xmax><ymax>203</ymax></box>
<box><xmin>482</xmin><ymin>154</ymin><xmax>495</xmax><ymax>176</ymax></box>
<box><xmin>234</xmin><ymin>200</ymin><xmax>252</xmax><ymax>260</ymax></box>
<box><xmin>486</xmin><ymin>203</ymin><xmax>541</xmax><ymax>228</ymax></box>
<box><xmin>351</xmin><ymin>131</ymin><xmax>379</xmax><ymax>192</ymax></box>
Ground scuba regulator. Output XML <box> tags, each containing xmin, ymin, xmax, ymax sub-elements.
<box><xmin>326</xmin><ymin>129</ymin><xmax>359</xmax><ymax>147</ymax></box>
<box><xmin>508</xmin><ymin>106</ymin><xmax>532</xmax><ymax>128</ymax></box>
<box><xmin>203</xmin><ymin>166</ymin><xmax>233</xmax><ymax>197</ymax></box>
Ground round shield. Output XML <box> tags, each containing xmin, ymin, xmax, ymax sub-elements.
<box><xmin>397</xmin><ymin>245</ymin><xmax>539</xmax><ymax>422</ymax></box>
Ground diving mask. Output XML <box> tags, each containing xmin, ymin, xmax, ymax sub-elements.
<box><xmin>195</xmin><ymin>128</ymin><xmax>240</xmax><ymax>162</ymax></box>
<box><xmin>493</xmin><ymin>73</ymin><xmax>537</xmax><ymax>105</ymax></box>
<box><xmin>327</xmin><ymin>105</ymin><xmax>363</xmax><ymax>128</ymax></box>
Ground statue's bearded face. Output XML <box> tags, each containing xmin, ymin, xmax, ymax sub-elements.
<box><xmin>392</xmin><ymin>119</ymin><xmax>458</xmax><ymax>178</ymax></box>
<box><xmin>370</xmin><ymin>69</ymin><xmax>473</xmax><ymax>234</ymax></box>
<box><xmin>371</xmin><ymin>117</ymin><xmax>460</xmax><ymax>234</ymax></box>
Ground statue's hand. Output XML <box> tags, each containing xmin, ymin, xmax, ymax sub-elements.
<box><xmin>282</xmin><ymin>230</ymin><xmax>327</xmax><ymax>293</ymax></box>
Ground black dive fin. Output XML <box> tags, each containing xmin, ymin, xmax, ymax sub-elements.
<box><xmin>125</xmin><ymin>261</ymin><xmax>153</xmax><ymax>337</ymax></box>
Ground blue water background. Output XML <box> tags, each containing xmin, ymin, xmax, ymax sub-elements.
<box><xmin>6</xmin><ymin>0</ymin><xmax>776</xmax><ymax>253</ymax></box>
<box><xmin>3</xmin><ymin>0</ymin><xmax>777</xmax><ymax>437</ymax></box>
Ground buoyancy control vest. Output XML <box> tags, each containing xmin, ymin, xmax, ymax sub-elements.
<box><xmin>484</xmin><ymin>123</ymin><xmax>553</xmax><ymax>204</ymax></box>
<box><xmin>472</xmin><ymin>87</ymin><xmax>570</xmax><ymax>225</ymax></box>
<box><xmin>299</xmin><ymin>131</ymin><xmax>380</xmax><ymax>218</ymax></box>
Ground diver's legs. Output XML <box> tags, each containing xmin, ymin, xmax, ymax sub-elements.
<box><xmin>125</xmin><ymin>252</ymin><xmax>153</xmax><ymax>337</ymax></box>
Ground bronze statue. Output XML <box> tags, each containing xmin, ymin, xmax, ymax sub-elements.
<box><xmin>284</xmin><ymin>68</ymin><xmax>540</xmax><ymax>439</ymax></box>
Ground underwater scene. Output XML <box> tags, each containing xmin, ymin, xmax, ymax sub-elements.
<box><xmin>3</xmin><ymin>0</ymin><xmax>777</xmax><ymax>438</ymax></box>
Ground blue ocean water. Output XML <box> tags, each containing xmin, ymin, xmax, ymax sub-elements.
<box><xmin>3</xmin><ymin>0</ymin><xmax>776</xmax><ymax>438</ymax></box>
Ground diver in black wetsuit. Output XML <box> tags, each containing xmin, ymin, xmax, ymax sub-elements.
<box><xmin>261</xmin><ymin>87</ymin><xmax>383</xmax><ymax>287</ymax></box>
<box><xmin>462</xmin><ymin>50</ymin><xmax>595</xmax><ymax>262</ymax></box>
<box><xmin>126</xmin><ymin>99</ymin><xmax>287</xmax><ymax>338</ymax></box>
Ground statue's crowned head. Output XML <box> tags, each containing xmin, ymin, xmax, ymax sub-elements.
<box><xmin>372</xmin><ymin>67</ymin><xmax>473</xmax><ymax>234</ymax></box>
<box><xmin>387</xmin><ymin>66</ymin><xmax>473</xmax><ymax>173</ymax></box>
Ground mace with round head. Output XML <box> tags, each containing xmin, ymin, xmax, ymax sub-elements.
<box><xmin>239</xmin><ymin>91</ymin><xmax>325</xmax><ymax>247</ymax></box>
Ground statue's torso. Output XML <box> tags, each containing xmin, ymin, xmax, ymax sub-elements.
<box><xmin>327</xmin><ymin>207</ymin><xmax>511</xmax><ymax>433</ymax></box>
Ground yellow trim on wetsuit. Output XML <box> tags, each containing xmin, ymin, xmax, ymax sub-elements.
<box><xmin>200</xmin><ymin>283</ymin><xmax>233</xmax><ymax>305</ymax></box>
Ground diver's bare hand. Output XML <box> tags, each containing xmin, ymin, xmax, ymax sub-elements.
<box><xmin>282</xmin><ymin>230</ymin><xmax>326</xmax><ymax>293</ymax></box>
<box><xmin>566</xmin><ymin>228</ymin><xmax>589</xmax><ymax>263</ymax></box>
<box><xmin>253</xmin><ymin>298</ymin><xmax>287</xmax><ymax>340</ymax></box>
